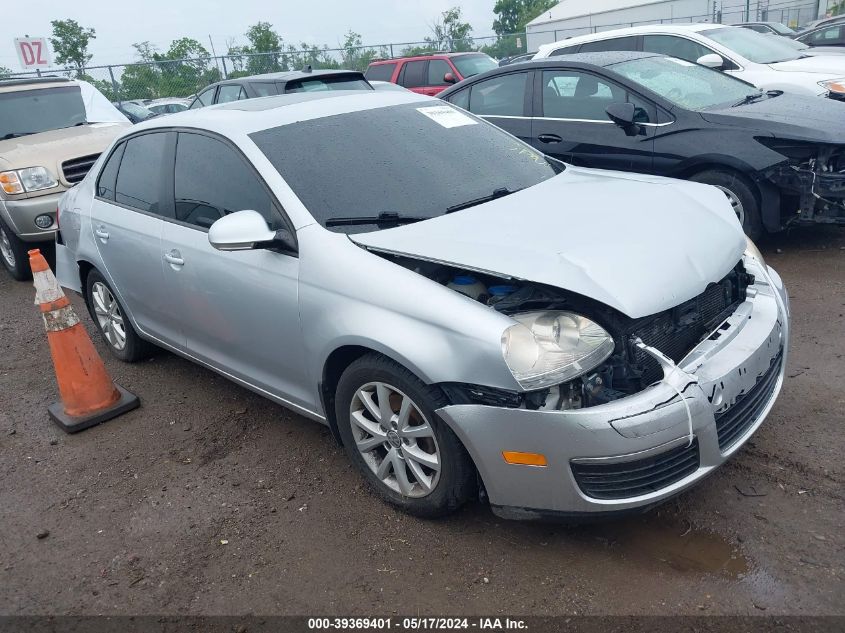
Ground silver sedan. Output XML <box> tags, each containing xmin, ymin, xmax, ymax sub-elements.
<box><xmin>56</xmin><ymin>90</ymin><xmax>789</xmax><ymax>519</ymax></box>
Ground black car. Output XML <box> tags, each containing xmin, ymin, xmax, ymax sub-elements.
<box><xmin>794</xmin><ymin>22</ymin><xmax>845</xmax><ymax>48</ymax></box>
<box><xmin>189</xmin><ymin>68</ymin><xmax>373</xmax><ymax>109</ymax></box>
<box><xmin>112</xmin><ymin>101</ymin><xmax>159</xmax><ymax>124</ymax></box>
<box><xmin>439</xmin><ymin>52</ymin><xmax>845</xmax><ymax>238</ymax></box>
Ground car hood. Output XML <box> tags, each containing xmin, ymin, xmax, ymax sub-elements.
<box><xmin>801</xmin><ymin>46</ymin><xmax>845</xmax><ymax>56</ymax></box>
<box><xmin>350</xmin><ymin>167</ymin><xmax>746</xmax><ymax>319</ymax></box>
<box><xmin>769</xmin><ymin>54</ymin><xmax>845</xmax><ymax>74</ymax></box>
<box><xmin>700</xmin><ymin>93</ymin><xmax>845</xmax><ymax>143</ymax></box>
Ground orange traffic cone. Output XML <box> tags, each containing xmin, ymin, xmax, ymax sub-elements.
<box><xmin>29</xmin><ymin>249</ymin><xmax>139</xmax><ymax>433</ymax></box>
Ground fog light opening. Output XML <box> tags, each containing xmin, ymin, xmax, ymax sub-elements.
<box><xmin>34</xmin><ymin>214</ymin><xmax>54</xmax><ymax>230</ymax></box>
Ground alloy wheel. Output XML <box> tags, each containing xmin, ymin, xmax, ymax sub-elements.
<box><xmin>715</xmin><ymin>185</ymin><xmax>746</xmax><ymax>227</ymax></box>
<box><xmin>91</xmin><ymin>281</ymin><xmax>127</xmax><ymax>351</ymax></box>
<box><xmin>0</xmin><ymin>225</ymin><xmax>14</xmax><ymax>269</ymax></box>
<box><xmin>349</xmin><ymin>381</ymin><xmax>441</xmax><ymax>498</ymax></box>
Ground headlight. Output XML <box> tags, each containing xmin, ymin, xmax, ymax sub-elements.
<box><xmin>818</xmin><ymin>78</ymin><xmax>845</xmax><ymax>95</ymax></box>
<box><xmin>0</xmin><ymin>167</ymin><xmax>58</xmax><ymax>194</ymax></box>
<box><xmin>501</xmin><ymin>311</ymin><xmax>615</xmax><ymax>390</ymax></box>
<box><xmin>745</xmin><ymin>235</ymin><xmax>766</xmax><ymax>270</ymax></box>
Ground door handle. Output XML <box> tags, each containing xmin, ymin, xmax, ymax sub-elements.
<box><xmin>537</xmin><ymin>134</ymin><xmax>562</xmax><ymax>144</ymax></box>
<box><xmin>94</xmin><ymin>226</ymin><xmax>109</xmax><ymax>241</ymax></box>
<box><xmin>164</xmin><ymin>251</ymin><xmax>185</xmax><ymax>267</ymax></box>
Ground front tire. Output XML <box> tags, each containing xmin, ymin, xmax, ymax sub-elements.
<box><xmin>84</xmin><ymin>269</ymin><xmax>151</xmax><ymax>362</ymax></box>
<box><xmin>690</xmin><ymin>169</ymin><xmax>763</xmax><ymax>241</ymax></box>
<box><xmin>335</xmin><ymin>354</ymin><xmax>476</xmax><ymax>517</ymax></box>
<box><xmin>0</xmin><ymin>216</ymin><xmax>32</xmax><ymax>281</ymax></box>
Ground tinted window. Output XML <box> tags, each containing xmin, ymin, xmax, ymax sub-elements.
<box><xmin>642</xmin><ymin>35</ymin><xmax>715</xmax><ymax>63</ymax></box>
<box><xmin>115</xmin><ymin>133</ymin><xmax>169</xmax><ymax>214</ymax></box>
<box><xmin>250</xmin><ymin>103</ymin><xmax>562</xmax><ymax>233</ymax></box>
<box><xmin>190</xmin><ymin>87</ymin><xmax>215</xmax><ymax>109</ymax></box>
<box><xmin>428</xmin><ymin>59</ymin><xmax>453</xmax><ymax>86</ymax></box>
<box><xmin>96</xmin><ymin>143</ymin><xmax>125</xmax><ymax>201</ymax></box>
<box><xmin>365</xmin><ymin>63</ymin><xmax>397</xmax><ymax>82</ymax></box>
<box><xmin>400</xmin><ymin>61</ymin><xmax>428</xmax><ymax>88</ymax></box>
<box><xmin>0</xmin><ymin>86</ymin><xmax>86</xmax><ymax>139</ymax></box>
<box><xmin>541</xmin><ymin>70</ymin><xmax>651</xmax><ymax>122</ymax></box>
<box><xmin>807</xmin><ymin>25</ymin><xmax>844</xmax><ymax>43</ymax></box>
<box><xmin>174</xmin><ymin>133</ymin><xmax>278</xmax><ymax>230</ymax></box>
<box><xmin>451</xmin><ymin>54</ymin><xmax>498</xmax><ymax>78</ymax></box>
<box><xmin>217</xmin><ymin>84</ymin><xmax>246</xmax><ymax>103</ymax></box>
<box><xmin>579</xmin><ymin>36</ymin><xmax>639</xmax><ymax>52</ymax></box>
<box><xmin>446</xmin><ymin>88</ymin><xmax>470</xmax><ymax>109</ymax></box>
<box><xmin>284</xmin><ymin>76</ymin><xmax>371</xmax><ymax>92</ymax></box>
<box><xmin>468</xmin><ymin>72</ymin><xmax>527</xmax><ymax>116</ymax></box>
<box><xmin>252</xmin><ymin>82</ymin><xmax>279</xmax><ymax>97</ymax></box>
<box><xmin>550</xmin><ymin>45</ymin><xmax>580</xmax><ymax>56</ymax></box>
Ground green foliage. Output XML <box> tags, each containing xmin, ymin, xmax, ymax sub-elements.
<box><xmin>50</xmin><ymin>19</ymin><xmax>96</xmax><ymax>75</ymax></box>
<box><xmin>493</xmin><ymin>0</ymin><xmax>557</xmax><ymax>36</ymax></box>
<box><xmin>150</xmin><ymin>38</ymin><xmax>217</xmax><ymax>97</ymax></box>
<box><xmin>830</xmin><ymin>1</ymin><xmax>844</xmax><ymax>15</ymax></box>
<box><xmin>241</xmin><ymin>22</ymin><xmax>284</xmax><ymax>74</ymax></box>
<box><xmin>426</xmin><ymin>7</ymin><xmax>474</xmax><ymax>52</ymax></box>
<box><xmin>339</xmin><ymin>31</ymin><xmax>389</xmax><ymax>72</ymax></box>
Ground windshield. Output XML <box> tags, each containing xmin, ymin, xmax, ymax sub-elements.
<box><xmin>0</xmin><ymin>85</ymin><xmax>87</xmax><ymax>139</ymax></box>
<box><xmin>769</xmin><ymin>23</ymin><xmax>796</xmax><ymax>36</ymax></box>
<box><xmin>120</xmin><ymin>102</ymin><xmax>155</xmax><ymax>119</ymax></box>
<box><xmin>250</xmin><ymin>102</ymin><xmax>561</xmax><ymax>233</ymax></box>
<box><xmin>705</xmin><ymin>27</ymin><xmax>802</xmax><ymax>63</ymax></box>
<box><xmin>284</xmin><ymin>76</ymin><xmax>372</xmax><ymax>93</ymax></box>
<box><xmin>452</xmin><ymin>54</ymin><xmax>498</xmax><ymax>78</ymax></box>
<box><xmin>612</xmin><ymin>56</ymin><xmax>759</xmax><ymax>110</ymax></box>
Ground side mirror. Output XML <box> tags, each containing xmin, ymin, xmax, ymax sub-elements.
<box><xmin>606</xmin><ymin>102</ymin><xmax>644</xmax><ymax>137</ymax></box>
<box><xmin>444</xmin><ymin>72</ymin><xmax>457</xmax><ymax>84</ymax></box>
<box><xmin>209</xmin><ymin>210</ymin><xmax>295</xmax><ymax>252</ymax></box>
<box><xmin>697</xmin><ymin>53</ymin><xmax>725</xmax><ymax>69</ymax></box>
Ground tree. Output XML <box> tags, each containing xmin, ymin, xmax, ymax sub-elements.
<box><xmin>489</xmin><ymin>0</ymin><xmax>557</xmax><ymax>57</ymax></box>
<box><xmin>50</xmin><ymin>19</ymin><xmax>96</xmax><ymax>75</ymax></box>
<box><xmin>339</xmin><ymin>31</ymin><xmax>387</xmax><ymax>71</ymax></box>
<box><xmin>152</xmin><ymin>38</ymin><xmax>216</xmax><ymax>96</ymax></box>
<box><xmin>120</xmin><ymin>42</ymin><xmax>164</xmax><ymax>99</ymax></box>
<box><xmin>237</xmin><ymin>22</ymin><xmax>284</xmax><ymax>75</ymax></box>
<box><xmin>427</xmin><ymin>7</ymin><xmax>474</xmax><ymax>52</ymax></box>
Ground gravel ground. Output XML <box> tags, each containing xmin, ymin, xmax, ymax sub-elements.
<box><xmin>0</xmin><ymin>226</ymin><xmax>842</xmax><ymax>617</ymax></box>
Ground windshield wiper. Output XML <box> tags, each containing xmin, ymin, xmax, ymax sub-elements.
<box><xmin>325</xmin><ymin>212</ymin><xmax>427</xmax><ymax>227</ymax></box>
<box><xmin>732</xmin><ymin>92</ymin><xmax>768</xmax><ymax>107</ymax></box>
<box><xmin>446</xmin><ymin>187</ymin><xmax>521</xmax><ymax>214</ymax></box>
<box><xmin>2</xmin><ymin>131</ymin><xmax>35</xmax><ymax>140</ymax></box>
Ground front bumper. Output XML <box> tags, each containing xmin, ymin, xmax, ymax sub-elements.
<box><xmin>436</xmin><ymin>260</ymin><xmax>789</xmax><ymax>519</ymax></box>
<box><xmin>764</xmin><ymin>164</ymin><xmax>845</xmax><ymax>227</ymax></box>
<box><xmin>0</xmin><ymin>192</ymin><xmax>61</xmax><ymax>242</ymax></box>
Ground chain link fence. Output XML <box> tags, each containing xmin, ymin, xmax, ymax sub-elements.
<box><xmin>0</xmin><ymin>1</ymin><xmax>830</xmax><ymax>103</ymax></box>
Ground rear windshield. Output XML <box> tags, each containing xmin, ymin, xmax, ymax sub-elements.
<box><xmin>250</xmin><ymin>102</ymin><xmax>562</xmax><ymax>233</ymax></box>
<box><xmin>0</xmin><ymin>85</ymin><xmax>86</xmax><ymax>140</ymax></box>
<box><xmin>284</xmin><ymin>75</ymin><xmax>372</xmax><ymax>93</ymax></box>
<box><xmin>452</xmin><ymin>54</ymin><xmax>498</xmax><ymax>78</ymax></box>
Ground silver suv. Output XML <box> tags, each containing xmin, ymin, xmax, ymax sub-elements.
<box><xmin>0</xmin><ymin>77</ymin><xmax>129</xmax><ymax>279</ymax></box>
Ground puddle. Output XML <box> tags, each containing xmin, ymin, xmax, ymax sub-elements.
<box><xmin>591</xmin><ymin>516</ymin><xmax>749</xmax><ymax>578</ymax></box>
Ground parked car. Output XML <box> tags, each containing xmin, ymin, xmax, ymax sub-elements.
<box><xmin>189</xmin><ymin>68</ymin><xmax>372</xmax><ymax>109</ymax></box>
<box><xmin>534</xmin><ymin>24</ymin><xmax>845</xmax><ymax>101</ymax></box>
<box><xmin>440</xmin><ymin>52</ymin><xmax>845</xmax><ymax>239</ymax></box>
<box><xmin>777</xmin><ymin>36</ymin><xmax>845</xmax><ymax>57</ymax></box>
<box><xmin>113</xmin><ymin>101</ymin><xmax>158</xmax><ymax>124</ymax></box>
<box><xmin>146</xmin><ymin>98</ymin><xmax>191</xmax><ymax>115</ymax></box>
<box><xmin>737</xmin><ymin>21</ymin><xmax>796</xmax><ymax>36</ymax></box>
<box><xmin>797</xmin><ymin>14</ymin><xmax>845</xmax><ymax>33</ymax></box>
<box><xmin>794</xmin><ymin>22</ymin><xmax>845</xmax><ymax>48</ymax></box>
<box><xmin>364</xmin><ymin>52</ymin><xmax>498</xmax><ymax>95</ymax></box>
<box><xmin>0</xmin><ymin>77</ymin><xmax>129</xmax><ymax>280</ymax></box>
<box><xmin>55</xmin><ymin>90</ymin><xmax>789</xmax><ymax>520</ymax></box>
<box><xmin>369</xmin><ymin>80</ymin><xmax>410</xmax><ymax>92</ymax></box>
<box><xmin>498</xmin><ymin>52</ymin><xmax>536</xmax><ymax>66</ymax></box>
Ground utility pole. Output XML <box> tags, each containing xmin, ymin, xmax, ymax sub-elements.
<box><xmin>208</xmin><ymin>34</ymin><xmax>223</xmax><ymax>78</ymax></box>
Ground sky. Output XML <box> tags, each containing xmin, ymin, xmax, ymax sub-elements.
<box><xmin>2</xmin><ymin>0</ymin><xmax>507</xmax><ymax>71</ymax></box>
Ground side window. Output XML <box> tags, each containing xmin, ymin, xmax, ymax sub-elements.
<box><xmin>400</xmin><ymin>61</ymin><xmax>428</xmax><ymax>88</ymax></box>
<box><xmin>96</xmin><ymin>143</ymin><xmax>125</xmax><ymax>201</ymax></box>
<box><xmin>252</xmin><ymin>82</ymin><xmax>279</xmax><ymax>97</ymax></box>
<box><xmin>578</xmin><ymin>36</ymin><xmax>638</xmax><ymax>53</ymax></box>
<box><xmin>541</xmin><ymin>70</ymin><xmax>652</xmax><ymax>123</ymax></box>
<box><xmin>114</xmin><ymin>133</ymin><xmax>170</xmax><ymax>214</ymax></box>
<box><xmin>550</xmin><ymin>44</ymin><xmax>579</xmax><ymax>56</ymax></box>
<box><xmin>446</xmin><ymin>88</ymin><xmax>470</xmax><ymax>110</ymax></box>
<box><xmin>467</xmin><ymin>72</ymin><xmax>528</xmax><ymax>116</ymax></box>
<box><xmin>217</xmin><ymin>84</ymin><xmax>245</xmax><ymax>103</ymax></box>
<box><xmin>428</xmin><ymin>59</ymin><xmax>453</xmax><ymax>86</ymax></box>
<box><xmin>365</xmin><ymin>63</ymin><xmax>397</xmax><ymax>82</ymax></box>
<box><xmin>642</xmin><ymin>35</ymin><xmax>714</xmax><ymax>63</ymax></box>
<box><xmin>190</xmin><ymin>87</ymin><xmax>215</xmax><ymax>109</ymax></box>
<box><xmin>809</xmin><ymin>25</ymin><xmax>844</xmax><ymax>43</ymax></box>
<box><xmin>174</xmin><ymin>133</ymin><xmax>279</xmax><ymax>230</ymax></box>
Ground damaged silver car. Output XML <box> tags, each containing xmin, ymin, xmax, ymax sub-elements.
<box><xmin>55</xmin><ymin>91</ymin><xmax>790</xmax><ymax>519</ymax></box>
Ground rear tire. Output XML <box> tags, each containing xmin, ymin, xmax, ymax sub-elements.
<box><xmin>84</xmin><ymin>269</ymin><xmax>152</xmax><ymax>362</ymax></box>
<box><xmin>690</xmin><ymin>169</ymin><xmax>763</xmax><ymax>241</ymax></box>
<box><xmin>0</xmin><ymin>216</ymin><xmax>32</xmax><ymax>281</ymax></box>
<box><xmin>335</xmin><ymin>353</ymin><xmax>476</xmax><ymax>518</ymax></box>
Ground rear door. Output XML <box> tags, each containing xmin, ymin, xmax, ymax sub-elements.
<box><xmin>90</xmin><ymin>131</ymin><xmax>183</xmax><ymax>346</ymax></box>
<box><xmin>530</xmin><ymin>68</ymin><xmax>655</xmax><ymax>172</ymax></box>
<box><xmin>444</xmin><ymin>70</ymin><xmax>533</xmax><ymax>143</ymax></box>
<box><xmin>159</xmin><ymin>131</ymin><xmax>309</xmax><ymax>407</ymax></box>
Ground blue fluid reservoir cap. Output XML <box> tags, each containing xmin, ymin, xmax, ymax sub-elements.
<box><xmin>452</xmin><ymin>275</ymin><xmax>478</xmax><ymax>285</ymax></box>
<box><xmin>489</xmin><ymin>285</ymin><xmax>516</xmax><ymax>297</ymax></box>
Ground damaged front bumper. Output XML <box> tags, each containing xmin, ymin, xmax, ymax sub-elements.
<box><xmin>436</xmin><ymin>260</ymin><xmax>789</xmax><ymax>520</ymax></box>
<box><xmin>764</xmin><ymin>161</ymin><xmax>845</xmax><ymax>226</ymax></box>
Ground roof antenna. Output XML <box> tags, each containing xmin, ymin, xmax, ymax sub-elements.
<box><xmin>302</xmin><ymin>64</ymin><xmax>313</xmax><ymax>73</ymax></box>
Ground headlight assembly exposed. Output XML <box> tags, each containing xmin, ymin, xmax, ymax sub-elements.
<box><xmin>818</xmin><ymin>78</ymin><xmax>845</xmax><ymax>95</ymax></box>
<box><xmin>0</xmin><ymin>167</ymin><xmax>58</xmax><ymax>194</ymax></box>
<box><xmin>501</xmin><ymin>311</ymin><xmax>615</xmax><ymax>390</ymax></box>
<box><xmin>744</xmin><ymin>235</ymin><xmax>766</xmax><ymax>270</ymax></box>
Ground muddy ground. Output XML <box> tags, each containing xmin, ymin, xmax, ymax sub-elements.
<box><xmin>0</xmin><ymin>227</ymin><xmax>842</xmax><ymax>617</ymax></box>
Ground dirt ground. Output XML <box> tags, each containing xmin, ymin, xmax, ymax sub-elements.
<box><xmin>0</xmin><ymin>226</ymin><xmax>842</xmax><ymax>617</ymax></box>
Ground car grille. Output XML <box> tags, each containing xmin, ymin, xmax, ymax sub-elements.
<box><xmin>622</xmin><ymin>263</ymin><xmax>750</xmax><ymax>385</ymax></box>
<box><xmin>571</xmin><ymin>439</ymin><xmax>700</xmax><ymax>500</ymax></box>
<box><xmin>715</xmin><ymin>350</ymin><xmax>783</xmax><ymax>451</ymax></box>
<box><xmin>61</xmin><ymin>153</ymin><xmax>100</xmax><ymax>184</ymax></box>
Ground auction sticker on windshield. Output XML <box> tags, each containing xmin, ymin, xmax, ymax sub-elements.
<box><xmin>417</xmin><ymin>105</ymin><xmax>477</xmax><ymax>128</ymax></box>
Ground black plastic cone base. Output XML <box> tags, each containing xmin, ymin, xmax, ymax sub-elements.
<box><xmin>48</xmin><ymin>384</ymin><xmax>140</xmax><ymax>434</ymax></box>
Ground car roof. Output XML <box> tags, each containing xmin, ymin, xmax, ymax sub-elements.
<box><xmin>536</xmin><ymin>22</ymin><xmax>726</xmax><ymax>54</ymax></box>
<box><xmin>369</xmin><ymin>51</ymin><xmax>488</xmax><ymax>64</ymax></box>
<box><xmin>0</xmin><ymin>76</ymin><xmax>76</xmax><ymax>93</ymax></box>
<box><xmin>204</xmin><ymin>68</ymin><xmax>364</xmax><ymax>89</ymax></box>
<box><xmin>131</xmin><ymin>90</ymin><xmax>431</xmax><ymax>138</ymax></box>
